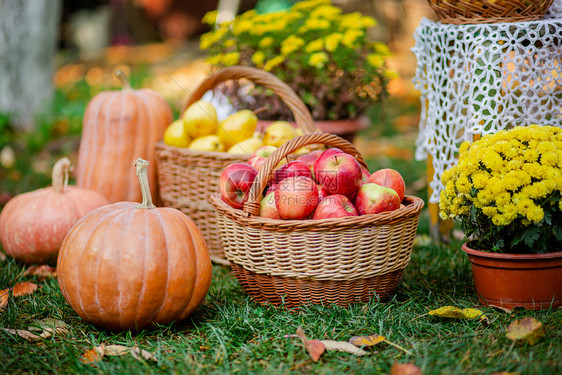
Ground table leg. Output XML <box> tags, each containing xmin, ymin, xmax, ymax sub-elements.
<box><xmin>427</xmin><ymin>155</ymin><xmax>453</xmax><ymax>242</ymax></box>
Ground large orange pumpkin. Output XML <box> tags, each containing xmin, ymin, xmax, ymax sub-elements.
<box><xmin>76</xmin><ymin>71</ymin><xmax>173</xmax><ymax>204</ymax></box>
<box><xmin>57</xmin><ymin>158</ymin><xmax>212</xmax><ymax>331</ymax></box>
<box><xmin>0</xmin><ymin>157</ymin><xmax>109</xmax><ymax>265</ymax></box>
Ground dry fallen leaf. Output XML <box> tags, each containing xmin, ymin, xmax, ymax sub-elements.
<box><xmin>506</xmin><ymin>317</ymin><xmax>544</xmax><ymax>345</ymax></box>
<box><xmin>28</xmin><ymin>318</ymin><xmax>69</xmax><ymax>338</ymax></box>
<box><xmin>81</xmin><ymin>347</ymin><xmax>104</xmax><ymax>364</ymax></box>
<box><xmin>130</xmin><ymin>346</ymin><xmax>155</xmax><ymax>361</ymax></box>
<box><xmin>104</xmin><ymin>345</ymin><xmax>132</xmax><ymax>356</ymax></box>
<box><xmin>320</xmin><ymin>340</ymin><xmax>369</xmax><ymax>356</ymax></box>
<box><xmin>492</xmin><ymin>306</ymin><xmax>513</xmax><ymax>314</ymax></box>
<box><xmin>80</xmin><ymin>343</ymin><xmax>155</xmax><ymax>363</ymax></box>
<box><xmin>12</xmin><ymin>282</ymin><xmax>38</xmax><ymax>297</ymax></box>
<box><xmin>349</xmin><ymin>334</ymin><xmax>386</xmax><ymax>348</ymax></box>
<box><xmin>24</xmin><ymin>265</ymin><xmax>57</xmax><ymax>280</ymax></box>
<box><xmin>349</xmin><ymin>334</ymin><xmax>412</xmax><ymax>355</ymax></box>
<box><xmin>390</xmin><ymin>362</ymin><xmax>422</xmax><ymax>375</ymax></box>
<box><xmin>0</xmin><ymin>289</ymin><xmax>9</xmax><ymax>311</ymax></box>
<box><xmin>295</xmin><ymin>326</ymin><xmax>326</xmax><ymax>362</ymax></box>
<box><xmin>1</xmin><ymin>327</ymin><xmax>42</xmax><ymax>341</ymax></box>
<box><xmin>428</xmin><ymin>306</ymin><xmax>487</xmax><ymax>321</ymax></box>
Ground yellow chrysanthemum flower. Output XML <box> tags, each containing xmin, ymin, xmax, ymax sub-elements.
<box><xmin>304</xmin><ymin>17</ymin><xmax>331</xmax><ymax>30</ymax></box>
<box><xmin>221</xmin><ymin>51</ymin><xmax>240</xmax><ymax>66</ymax></box>
<box><xmin>305</xmin><ymin>39</ymin><xmax>324</xmax><ymax>53</ymax></box>
<box><xmin>199</xmin><ymin>28</ymin><xmax>227</xmax><ymax>50</ymax></box>
<box><xmin>373</xmin><ymin>42</ymin><xmax>390</xmax><ymax>56</ymax></box>
<box><xmin>367</xmin><ymin>53</ymin><xmax>384</xmax><ymax>68</ymax></box>
<box><xmin>471</xmin><ymin>171</ymin><xmax>489</xmax><ymax>190</ymax></box>
<box><xmin>233</xmin><ymin>19</ymin><xmax>253</xmax><ymax>35</ymax></box>
<box><xmin>202</xmin><ymin>10</ymin><xmax>218</xmax><ymax>25</ymax></box>
<box><xmin>455</xmin><ymin>175</ymin><xmax>471</xmax><ymax>195</ymax></box>
<box><xmin>339</xmin><ymin>12</ymin><xmax>364</xmax><ymax>29</ymax></box>
<box><xmin>281</xmin><ymin>35</ymin><xmax>305</xmax><ymax>56</ymax></box>
<box><xmin>525</xmin><ymin>204</ymin><xmax>544</xmax><ymax>223</ymax></box>
<box><xmin>308</xmin><ymin>52</ymin><xmax>328</xmax><ymax>68</ymax></box>
<box><xmin>263</xmin><ymin>55</ymin><xmax>284</xmax><ymax>71</ymax></box>
<box><xmin>310</xmin><ymin>4</ymin><xmax>341</xmax><ymax>20</ymax></box>
<box><xmin>292</xmin><ymin>0</ymin><xmax>330</xmax><ymax>11</ymax></box>
<box><xmin>324</xmin><ymin>33</ymin><xmax>342</xmax><ymax>52</ymax></box>
<box><xmin>341</xmin><ymin>29</ymin><xmax>363</xmax><ymax>48</ymax></box>
<box><xmin>206</xmin><ymin>54</ymin><xmax>222</xmax><ymax>65</ymax></box>
<box><xmin>259</xmin><ymin>37</ymin><xmax>274</xmax><ymax>48</ymax></box>
<box><xmin>251</xmin><ymin>51</ymin><xmax>265</xmax><ymax>67</ymax></box>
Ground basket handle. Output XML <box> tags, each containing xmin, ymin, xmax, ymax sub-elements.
<box><xmin>184</xmin><ymin>66</ymin><xmax>318</xmax><ymax>134</ymax></box>
<box><xmin>243</xmin><ymin>132</ymin><xmax>368</xmax><ymax>216</ymax></box>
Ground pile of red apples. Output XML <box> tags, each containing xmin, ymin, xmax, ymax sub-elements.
<box><xmin>219</xmin><ymin>146</ymin><xmax>406</xmax><ymax>220</ymax></box>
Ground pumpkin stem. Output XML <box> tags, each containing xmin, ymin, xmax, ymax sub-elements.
<box><xmin>134</xmin><ymin>158</ymin><xmax>155</xmax><ymax>209</ymax></box>
<box><xmin>115</xmin><ymin>70</ymin><xmax>131</xmax><ymax>89</ymax></box>
<box><xmin>52</xmin><ymin>157</ymin><xmax>71</xmax><ymax>194</ymax></box>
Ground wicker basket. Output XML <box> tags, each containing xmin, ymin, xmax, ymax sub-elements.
<box><xmin>209</xmin><ymin>132</ymin><xmax>425</xmax><ymax>309</ymax></box>
<box><xmin>427</xmin><ymin>0</ymin><xmax>554</xmax><ymax>24</ymax></box>
<box><xmin>155</xmin><ymin>66</ymin><xmax>317</xmax><ymax>265</ymax></box>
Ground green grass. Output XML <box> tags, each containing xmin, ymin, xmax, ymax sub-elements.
<box><xmin>0</xmin><ymin>60</ymin><xmax>560</xmax><ymax>375</ymax></box>
<box><xmin>1</xmin><ymin>234</ymin><xmax>561</xmax><ymax>374</ymax></box>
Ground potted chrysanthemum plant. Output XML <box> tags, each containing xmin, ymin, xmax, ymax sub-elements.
<box><xmin>199</xmin><ymin>0</ymin><xmax>393</xmax><ymax>142</ymax></box>
<box><xmin>439</xmin><ymin>125</ymin><xmax>562</xmax><ymax>310</ymax></box>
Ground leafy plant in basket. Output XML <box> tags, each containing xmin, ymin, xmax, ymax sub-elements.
<box><xmin>199</xmin><ymin>0</ymin><xmax>392</xmax><ymax>122</ymax></box>
<box><xmin>439</xmin><ymin>125</ymin><xmax>562</xmax><ymax>254</ymax></box>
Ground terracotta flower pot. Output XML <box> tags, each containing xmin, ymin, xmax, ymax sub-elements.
<box><xmin>313</xmin><ymin>118</ymin><xmax>370</xmax><ymax>143</ymax></box>
<box><xmin>462</xmin><ymin>242</ymin><xmax>562</xmax><ymax>310</ymax></box>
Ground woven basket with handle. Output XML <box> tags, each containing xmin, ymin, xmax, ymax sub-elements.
<box><xmin>155</xmin><ymin>66</ymin><xmax>318</xmax><ymax>265</ymax></box>
<box><xmin>427</xmin><ymin>0</ymin><xmax>554</xmax><ymax>24</ymax></box>
<box><xmin>209</xmin><ymin>132</ymin><xmax>425</xmax><ymax>309</ymax></box>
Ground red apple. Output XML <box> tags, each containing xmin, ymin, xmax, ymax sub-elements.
<box><xmin>260</xmin><ymin>192</ymin><xmax>280</xmax><ymax>219</ymax></box>
<box><xmin>354</xmin><ymin>183</ymin><xmax>400</xmax><ymax>215</ymax></box>
<box><xmin>368</xmin><ymin>168</ymin><xmax>405</xmax><ymax>201</ymax></box>
<box><xmin>312</xmin><ymin>194</ymin><xmax>358</xmax><ymax>219</ymax></box>
<box><xmin>317</xmin><ymin>184</ymin><xmax>329</xmax><ymax>203</ymax></box>
<box><xmin>314</xmin><ymin>153</ymin><xmax>362</xmax><ymax>197</ymax></box>
<box><xmin>361</xmin><ymin>167</ymin><xmax>371</xmax><ymax>184</ymax></box>
<box><xmin>275</xmin><ymin>176</ymin><xmax>318</xmax><ymax>220</ymax></box>
<box><xmin>312</xmin><ymin>148</ymin><xmax>344</xmax><ymax>179</ymax></box>
<box><xmin>265</xmin><ymin>183</ymin><xmax>278</xmax><ymax>196</ymax></box>
<box><xmin>273</xmin><ymin>160</ymin><xmax>312</xmax><ymax>184</ymax></box>
<box><xmin>247</xmin><ymin>145</ymin><xmax>277</xmax><ymax>171</ymax></box>
<box><xmin>219</xmin><ymin>163</ymin><xmax>258</xmax><ymax>209</ymax></box>
<box><xmin>297</xmin><ymin>150</ymin><xmax>323</xmax><ymax>178</ymax></box>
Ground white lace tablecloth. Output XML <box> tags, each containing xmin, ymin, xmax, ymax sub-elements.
<box><xmin>412</xmin><ymin>17</ymin><xmax>562</xmax><ymax>203</ymax></box>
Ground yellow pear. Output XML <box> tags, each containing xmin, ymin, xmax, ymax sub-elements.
<box><xmin>293</xmin><ymin>146</ymin><xmax>311</xmax><ymax>155</ymax></box>
<box><xmin>227</xmin><ymin>137</ymin><xmax>264</xmax><ymax>155</ymax></box>
<box><xmin>217</xmin><ymin>110</ymin><xmax>258</xmax><ymax>149</ymax></box>
<box><xmin>163</xmin><ymin>119</ymin><xmax>191</xmax><ymax>148</ymax></box>
<box><xmin>188</xmin><ymin>135</ymin><xmax>225</xmax><ymax>152</ymax></box>
<box><xmin>182</xmin><ymin>100</ymin><xmax>219</xmax><ymax>138</ymax></box>
<box><xmin>263</xmin><ymin>121</ymin><xmax>298</xmax><ymax>147</ymax></box>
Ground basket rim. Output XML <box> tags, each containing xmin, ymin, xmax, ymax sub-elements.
<box><xmin>155</xmin><ymin>140</ymin><xmax>253</xmax><ymax>160</ymax></box>
<box><xmin>426</xmin><ymin>0</ymin><xmax>555</xmax><ymax>25</ymax></box>
<box><xmin>436</xmin><ymin>14</ymin><xmax>548</xmax><ymax>24</ymax></box>
<box><xmin>210</xmin><ymin>192</ymin><xmax>425</xmax><ymax>232</ymax></box>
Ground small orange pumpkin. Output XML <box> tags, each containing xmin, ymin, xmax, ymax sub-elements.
<box><xmin>76</xmin><ymin>71</ymin><xmax>173</xmax><ymax>204</ymax></box>
<box><xmin>0</xmin><ymin>157</ymin><xmax>109</xmax><ymax>265</ymax></box>
<box><xmin>57</xmin><ymin>158</ymin><xmax>212</xmax><ymax>331</ymax></box>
